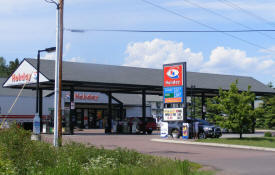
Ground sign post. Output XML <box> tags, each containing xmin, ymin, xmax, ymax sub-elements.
<box><xmin>163</xmin><ymin>62</ymin><xmax>187</xmax><ymax>138</ymax></box>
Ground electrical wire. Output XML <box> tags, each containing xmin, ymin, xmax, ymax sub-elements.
<box><xmin>141</xmin><ymin>0</ymin><xmax>274</xmax><ymax>52</ymax></box>
<box><xmin>64</xmin><ymin>28</ymin><xmax>275</xmax><ymax>33</ymax></box>
<box><xmin>44</xmin><ymin>0</ymin><xmax>59</xmax><ymax>6</ymax></box>
<box><xmin>219</xmin><ymin>0</ymin><xmax>275</xmax><ymax>28</ymax></box>
<box><xmin>183</xmin><ymin>0</ymin><xmax>275</xmax><ymax>40</ymax></box>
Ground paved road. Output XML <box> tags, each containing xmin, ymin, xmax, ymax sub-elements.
<box><xmin>43</xmin><ymin>130</ymin><xmax>275</xmax><ymax>175</ymax></box>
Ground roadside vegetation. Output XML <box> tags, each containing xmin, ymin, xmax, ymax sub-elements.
<box><xmin>197</xmin><ymin>137</ymin><xmax>275</xmax><ymax>148</ymax></box>
<box><xmin>190</xmin><ymin>81</ymin><xmax>275</xmax><ymax>135</ymax></box>
<box><xmin>255</xmin><ymin>83</ymin><xmax>275</xmax><ymax>130</ymax></box>
<box><xmin>0</xmin><ymin>57</ymin><xmax>20</xmax><ymax>77</ymax></box>
<box><xmin>206</xmin><ymin>80</ymin><xmax>258</xmax><ymax>139</ymax></box>
<box><xmin>0</xmin><ymin>125</ymin><xmax>214</xmax><ymax>175</ymax></box>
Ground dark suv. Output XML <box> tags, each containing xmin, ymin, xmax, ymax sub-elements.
<box><xmin>168</xmin><ymin>118</ymin><xmax>222</xmax><ymax>139</ymax></box>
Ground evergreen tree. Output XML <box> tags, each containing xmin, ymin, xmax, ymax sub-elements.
<box><xmin>0</xmin><ymin>57</ymin><xmax>8</xmax><ymax>77</ymax></box>
<box><xmin>7</xmin><ymin>58</ymin><xmax>20</xmax><ymax>76</ymax></box>
<box><xmin>0</xmin><ymin>57</ymin><xmax>20</xmax><ymax>77</ymax></box>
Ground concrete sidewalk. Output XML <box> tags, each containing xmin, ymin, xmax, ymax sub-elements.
<box><xmin>151</xmin><ymin>138</ymin><xmax>275</xmax><ymax>152</ymax></box>
<box><xmin>221</xmin><ymin>132</ymin><xmax>264</xmax><ymax>138</ymax></box>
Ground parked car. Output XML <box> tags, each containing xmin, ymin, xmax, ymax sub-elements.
<box><xmin>168</xmin><ymin>118</ymin><xmax>222</xmax><ymax>139</ymax></box>
<box><xmin>128</xmin><ymin>117</ymin><xmax>157</xmax><ymax>134</ymax></box>
<box><xmin>196</xmin><ymin>119</ymin><xmax>222</xmax><ymax>139</ymax></box>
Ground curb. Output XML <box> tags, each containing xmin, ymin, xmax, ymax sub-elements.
<box><xmin>151</xmin><ymin>138</ymin><xmax>275</xmax><ymax>152</ymax></box>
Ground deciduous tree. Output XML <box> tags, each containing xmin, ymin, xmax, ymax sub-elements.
<box><xmin>206</xmin><ymin>81</ymin><xmax>255</xmax><ymax>139</ymax></box>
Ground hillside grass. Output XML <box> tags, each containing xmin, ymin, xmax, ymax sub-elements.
<box><xmin>0</xmin><ymin>125</ymin><xmax>214</xmax><ymax>175</ymax></box>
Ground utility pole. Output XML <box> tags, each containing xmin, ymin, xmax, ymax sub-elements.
<box><xmin>53</xmin><ymin>0</ymin><xmax>64</xmax><ymax>147</ymax></box>
<box><xmin>58</xmin><ymin>0</ymin><xmax>64</xmax><ymax>146</ymax></box>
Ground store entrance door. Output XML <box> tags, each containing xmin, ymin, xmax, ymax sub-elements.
<box><xmin>88</xmin><ymin>109</ymin><xmax>96</xmax><ymax>128</ymax></box>
<box><xmin>76</xmin><ymin>108</ymin><xmax>84</xmax><ymax>128</ymax></box>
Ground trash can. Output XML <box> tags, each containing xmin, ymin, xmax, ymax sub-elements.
<box><xmin>132</xmin><ymin>122</ymin><xmax>137</xmax><ymax>133</ymax></box>
<box><xmin>42</xmin><ymin>124</ymin><xmax>47</xmax><ymax>133</ymax></box>
<box><xmin>122</xmin><ymin>122</ymin><xmax>128</xmax><ymax>133</ymax></box>
<box><xmin>112</xmin><ymin>120</ymin><xmax>118</xmax><ymax>133</ymax></box>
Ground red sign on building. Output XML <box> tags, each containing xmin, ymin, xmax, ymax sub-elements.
<box><xmin>75</xmin><ymin>93</ymin><xmax>99</xmax><ymax>101</ymax></box>
<box><xmin>163</xmin><ymin>64</ymin><xmax>183</xmax><ymax>87</ymax></box>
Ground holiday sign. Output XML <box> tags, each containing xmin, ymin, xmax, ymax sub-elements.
<box><xmin>163</xmin><ymin>64</ymin><xmax>183</xmax><ymax>87</ymax></box>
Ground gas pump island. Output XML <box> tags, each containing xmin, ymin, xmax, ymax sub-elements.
<box><xmin>162</xmin><ymin>62</ymin><xmax>188</xmax><ymax>139</ymax></box>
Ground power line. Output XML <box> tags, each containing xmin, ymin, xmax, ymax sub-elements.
<box><xmin>183</xmin><ymin>0</ymin><xmax>275</xmax><ymax>40</ymax></box>
<box><xmin>64</xmin><ymin>28</ymin><xmax>275</xmax><ymax>33</ymax></box>
<box><xmin>219</xmin><ymin>0</ymin><xmax>275</xmax><ymax>28</ymax></box>
<box><xmin>141</xmin><ymin>0</ymin><xmax>274</xmax><ymax>52</ymax></box>
<box><xmin>44</xmin><ymin>0</ymin><xmax>59</xmax><ymax>6</ymax></box>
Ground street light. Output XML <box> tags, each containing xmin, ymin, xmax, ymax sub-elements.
<box><xmin>34</xmin><ymin>47</ymin><xmax>56</xmax><ymax>136</ymax></box>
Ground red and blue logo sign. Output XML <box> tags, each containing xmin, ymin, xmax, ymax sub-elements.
<box><xmin>163</xmin><ymin>65</ymin><xmax>183</xmax><ymax>87</ymax></box>
<box><xmin>166</xmin><ymin>68</ymin><xmax>179</xmax><ymax>79</ymax></box>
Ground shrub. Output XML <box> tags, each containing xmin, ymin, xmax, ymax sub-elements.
<box><xmin>0</xmin><ymin>124</ymin><xmax>56</xmax><ymax>175</ymax></box>
<box><xmin>264</xmin><ymin>132</ymin><xmax>272</xmax><ymax>137</ymax></box>
<box><xmin>0</xmin><ymin>157</ymin><xmax>17</xmax><ymax>175</ymax></box>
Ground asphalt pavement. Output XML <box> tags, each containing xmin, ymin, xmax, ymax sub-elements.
<box><xmin>42</xmin><ymin>130</ymin><xmax>275</xmax><ymax>175</ymax></box>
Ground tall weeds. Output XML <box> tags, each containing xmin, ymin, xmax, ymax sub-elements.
<box><xmin>0</xmin><ymin>125</ymin><xmax>213</xmax><ymax>175</ymax></box>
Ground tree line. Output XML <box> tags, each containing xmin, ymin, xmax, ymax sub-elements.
<box><xmin>0</xmin><ymin>57</ymin><xmax>20</xmax><ymax>77</ymax></box>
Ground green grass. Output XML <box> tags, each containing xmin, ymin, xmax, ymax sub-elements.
<box><xmin>0</xmin><ymin>125</ymin><xmax>214</xmax><ymax>175</ymax></box>
<box><xmin>197</xmin><ymin>137</ymin><xmax>275</xmax><ymax>148</ymax></box>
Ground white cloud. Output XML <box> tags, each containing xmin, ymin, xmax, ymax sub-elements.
<box><xmin>41</xmin><ymin>53</ymin><xmax>55</xmax><ymax>60</ymax></box>
<box><xmin>123</xmin><ymin>39</ymin><xmax>275</xmax><ymax>84</ymax></box>
<box><xmin>67</xmin><ymin>57</ymin><xmax>85</xmax><ymax>63</ymax></box>
<box><xmin>200</xmin><ymin>47</ymin><xmax>275</xmax><ymax>76</ymax></box>
<box><xmin>65</xmin><ymin>43</ymin><xmax>71</xmax><ymax>53</ymax></box>
<box><xmin>259</xmin><ymin>46</ymin><xmax>275</xmax><ymax>55</ymax></box>
<box><xmin>41</xmin><ymin>42</ymin><xmax>71</xmax><ymax>60</ymax></box>
<box><xmin>123</xmin><ymin>38</ymin><xmax>203</xmax><ymax>71</ymax></box>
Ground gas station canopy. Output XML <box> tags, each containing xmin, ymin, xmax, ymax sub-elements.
<box><xmin>3</xmin><ymin>58</ymin><xmax>275</xmax><ymax>96</ymax></box>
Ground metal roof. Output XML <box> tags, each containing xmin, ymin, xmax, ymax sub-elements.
<box><xmin>0</xmin><ymin>77</ymin><xmax>149</xmax><ymax>105</ymax></box>
<box><xmin>4</xmin><ymin>58</ymin><xmax>275</xmax><ymax>96</ymax></box>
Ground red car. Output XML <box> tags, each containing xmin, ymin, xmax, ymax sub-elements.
<box><xmin>128</xmin><ymin>117</ymin><xmax>157</xmax><ymax>134</ymax></box>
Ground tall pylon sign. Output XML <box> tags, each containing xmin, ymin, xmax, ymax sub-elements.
<box><xmin>163</xmin><ymin>62</ymin><xmax>187</xmax><ymax>123</ymax></box>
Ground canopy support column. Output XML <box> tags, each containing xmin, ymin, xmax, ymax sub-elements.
<box><xmin>105</xmin><ymin>92</ymin><xmax>112</xmax><ymax>133</ymax></box>
<box><xmin>68</xmin><ymin>88</ymin><xmax>74</xmax><ymax>134</ymax></box>
<box><xmin>142</xmin><ymin>90</ymin><xmax>146</xmax><ymax>119</ymax></box>
<box><xmin>39</xmin><ymin>89</ymin><xmax>43</xmax><ymax>132</ymax></box>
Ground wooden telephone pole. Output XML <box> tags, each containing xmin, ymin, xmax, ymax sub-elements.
<box><xmin>57</xmin><ymin>0</ymin><xmax>64</xmax><ymax>146</ymax></box>
<box><xmin>52</xmin><ymin>0</ymin><xmax>64</xmax><ymax>147</ymax></box>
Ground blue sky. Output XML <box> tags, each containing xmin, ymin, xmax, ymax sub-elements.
<box><xmin>1</xmin><ymin>0</ymin><xmax>275</xmax><ymax>85</ymax></box>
